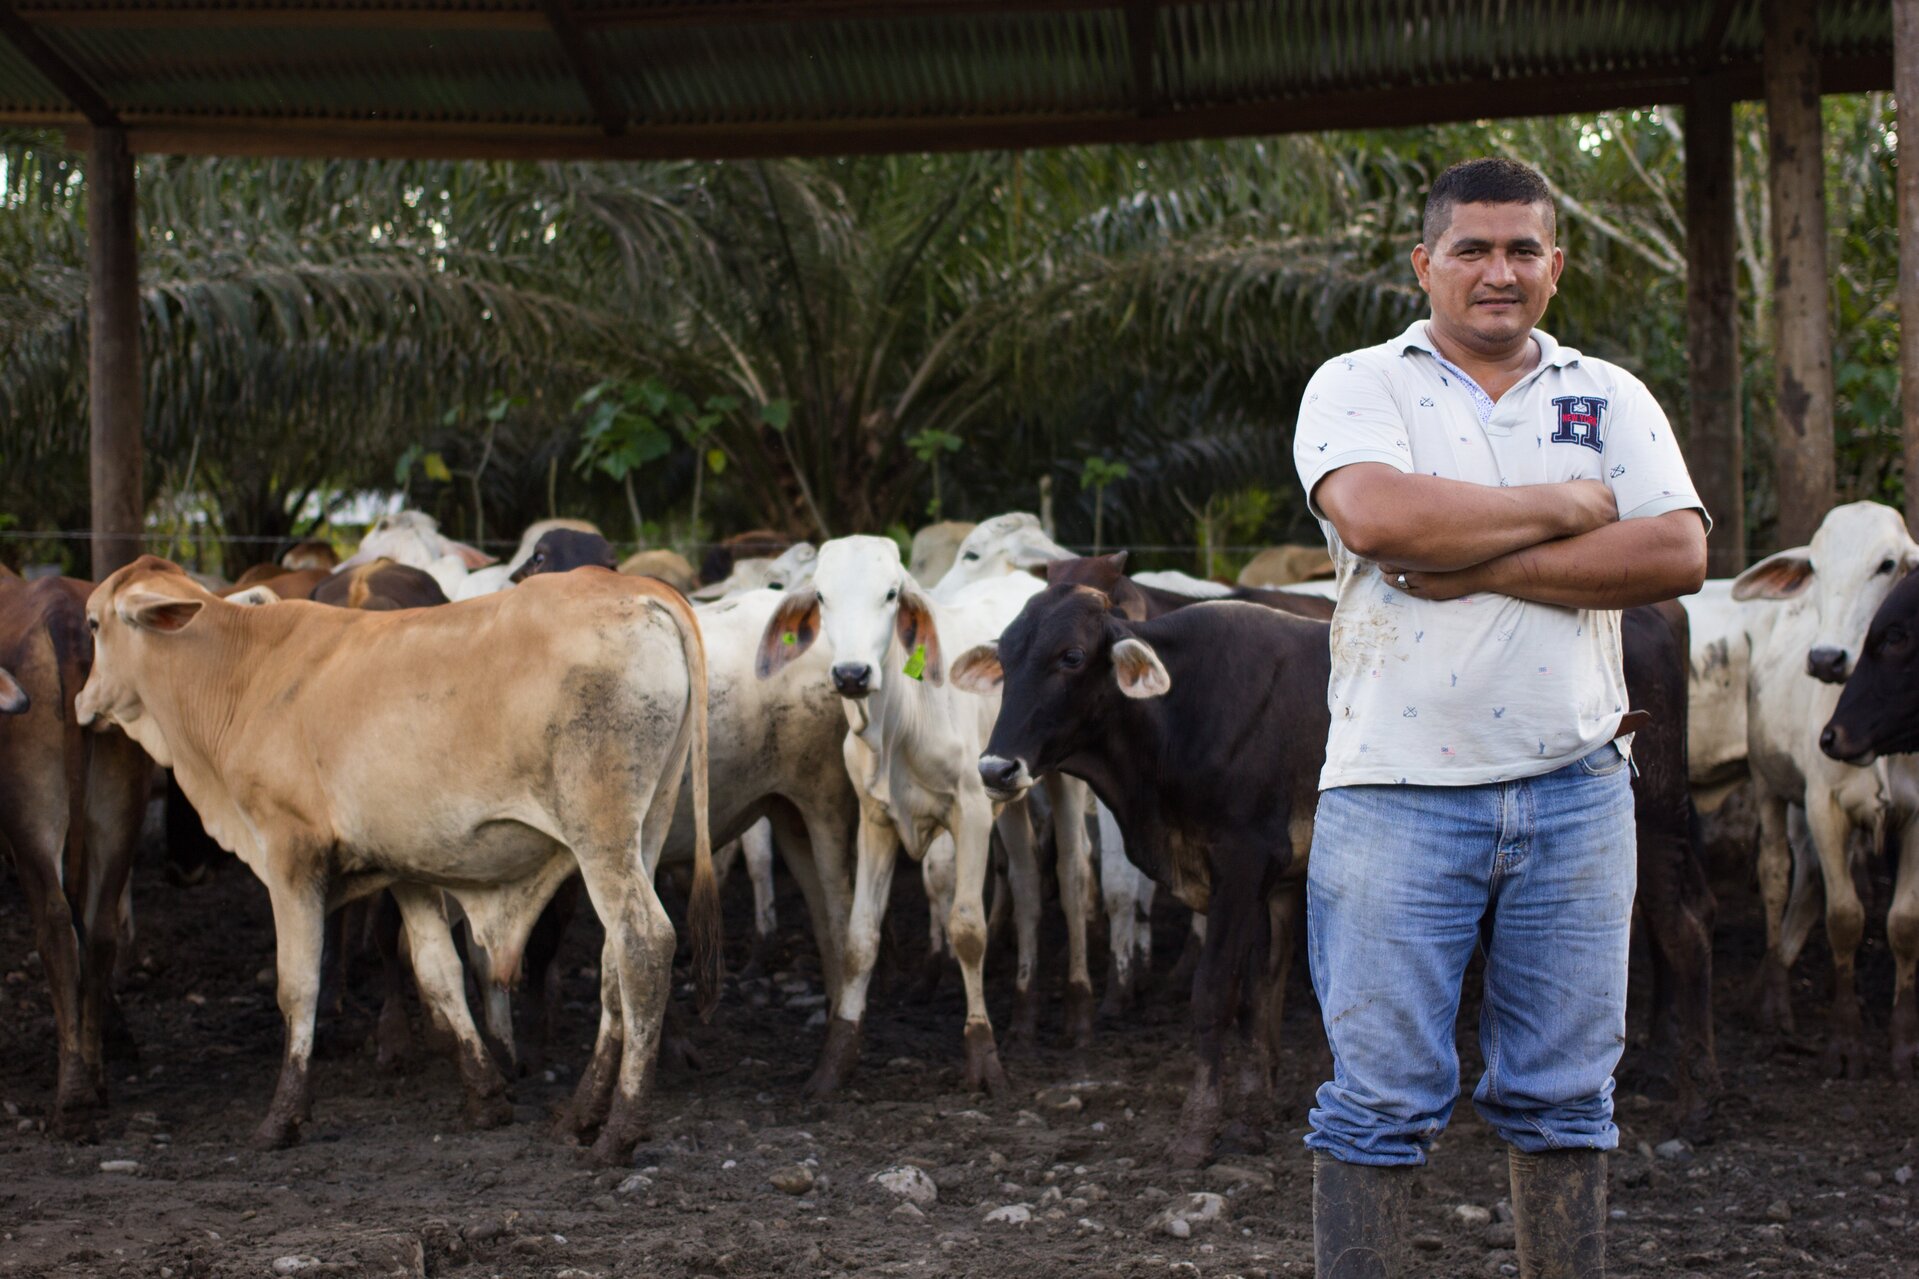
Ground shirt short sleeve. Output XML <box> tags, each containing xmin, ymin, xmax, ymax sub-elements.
<box><xmin>1599</xmin><ymin>372</ymin><xmax>1713</xmax><ymax>533</ymax></box>
<box><xmin>1294</xmin><ymin>353</ymin><xmax>1415</xmax><ymax>520</ymax></box>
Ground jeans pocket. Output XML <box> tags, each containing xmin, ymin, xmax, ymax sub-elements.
<box><xmin>1578</xmin><ymin>742</ymin><xmax>1629</xmax><ymax>777</ymax></box>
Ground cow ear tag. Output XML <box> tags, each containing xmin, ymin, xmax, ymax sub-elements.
<box><xmin>782</xmin><ymin>631</ymin><xmax>797</xmax><ymax>646</ymax></box>
<box><xmin>902</xmin><ymin>644</ymin><xmax>927</xmax><ymax>681</ymax></box>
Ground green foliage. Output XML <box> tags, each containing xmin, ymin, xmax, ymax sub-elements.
<box><xmin>0</xmin><ymin>97</ymin><xmax>1905</xmax><ymax>564</ymax></box>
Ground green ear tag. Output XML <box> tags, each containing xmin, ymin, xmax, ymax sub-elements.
<box><xmin>782</xmin><ymin>631</ymin><xmax>797</xmax><ymax>646</ymax></box>
<box><xmin>902</xmin><ymin>643</ymin><xmax>927</xmax><ymax>681</ymax></box>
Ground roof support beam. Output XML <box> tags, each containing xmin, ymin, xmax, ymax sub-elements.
<box><xmin>87</xmin><ymin>125</ymin><xmax>144</xmax><ymax>580</ymax></box>
<box><xmin>1897</xmin><ymin>0</ymin><xmax>1919</xmax><ymax>531</ymax></box>
<box><xmin>0</xmin><ymin>2</ymin><xmax>119</xmax><ymax>125</ymax></box>
<box><xmin>13</xmin><ymin>1</ymin><xmax>1130</xmax><ymax>31</ymax></box>
<box><xmin>1763</xmin><ymin>0</ymin><xmax>1835</xmax><ymax>547</ymax></box>
<box><xmin>1684</xmin><ymin>73</ymin><xmax>1743</xmax><ymax>576</ymax></box>
<box><xmin>541</xmin><ymin>0</ymin><xmax>627</xmax><ymax>136</ymax></box>
<box><xmin>72</xmin><ymin>53</ymin><xmax>1894</xmax><ymax>164</ymax></box>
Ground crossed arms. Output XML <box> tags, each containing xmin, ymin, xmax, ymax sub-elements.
<box><xmin>1314</xmin><ymin>463</ymin><xmax>1708</xmax><ymax>609</ymax></box>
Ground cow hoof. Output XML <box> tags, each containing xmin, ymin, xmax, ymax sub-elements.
<box><xmin>588</xmin><ymin>1112</ymin><xmax>647</xmax><ymax>1167</ymax></box>
<box><xmin>250</xmin><ymin>1119</ymin><xmax>302</xmax><ymax>1151</ymax></box>
<box><xmin>47</xmin><ymin>1101</ymin><xmax>101</xmax><ymax>1144</ymax></box>
<box><xmin>1890</xmin><ymin>1040</ymin><xmax>1918</xmax><ymax>1083</ymax></box>
<box><xmin>659</xmin><ymin>1031</ymin><xmax>707</xmax><ymax>1075</ymax></box>
<box><xmin>1753</xmin><ymin>964</ymin><xmax>1796</xmax><ymax>1035</ymax></box>
<box><xmin>909</xmin><ymin>955</ymin><xmax>946</xmax><ymax>1005</ymax></box>
<box><xmin>962</xmin><ymin>1022</ymin><xmax>1010</xmax><ymax>1097</ymax></box>
<box><xmin>1824</xmin><ymin>1035</ymin><xmax>1868</xmax><ymax>1082</ymax></box>
<box><xmin>465</xmin><ymin>1091</ymin><xmax>514</xmax><ymax>1130</ymax></box>
<box><xmin>1005</xmin><ymin>991</ymin><xmax>1040</xmax><ymax>1054</ymax></box>
<box><xmin>1165</xmin><ymin>1129</ymin><xmax>1213</xmax><ymax>1170</ymax></box>
<box><xmin>1216</xmin><ymin>1118</ymin><xmax>1267</xmax><ymax>1157</ymax></box>
<box><xmin>1063</xmin><ymin>982</ymin><xmax>1097</xmax><ymax>1050</ymax></box>
<box><xmin>804</xmin><ymin>1018</ymin><xmax>863</xmax><ymax>1098</ymax></box>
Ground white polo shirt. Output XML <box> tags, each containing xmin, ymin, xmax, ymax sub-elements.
<box><xmin>1293</xmin><ymin>320</ymin><xmax>1707</xmax><ymax>790</ymax></box>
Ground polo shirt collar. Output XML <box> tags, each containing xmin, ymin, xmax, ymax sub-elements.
<box><xmin>1387</xmin><ymin>319</ymin><xmax>1579</xmax><ymax>368</ymax></box>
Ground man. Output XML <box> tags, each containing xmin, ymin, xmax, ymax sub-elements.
<box><xmin>1292</xmin><ymin>157</ymin><xmax>1708</xmax><ymax>1278</ymax></box>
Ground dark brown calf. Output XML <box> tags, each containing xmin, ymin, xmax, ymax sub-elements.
<box><xmin>0</xmin><ymin>575</ymin><xmax>151</xmax><ymax>1135</ymax></box>
<box><xmin>955</xmin><ymin>586</ymin><xmax>1331</xmax><ymax>1167</ymax></box>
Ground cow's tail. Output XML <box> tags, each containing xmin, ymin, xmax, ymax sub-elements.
<box><xmin>662</xmin><ymin>588</ymin><xmax>722</xmax><ymax>1020</ymax></box>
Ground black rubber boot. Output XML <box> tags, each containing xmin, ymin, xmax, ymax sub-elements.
<box><xmin>1312</xmin><ymin>1152</ymin><xmax>1410</xmax><ymax>1278</ymax></box>
<box><xmin>1510</xmin><ymin>1149</ymin><xmax>1608</xmax><ymax>1278</ymax></box>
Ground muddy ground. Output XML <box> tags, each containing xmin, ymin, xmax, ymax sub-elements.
<box><xmin>1</xmin><ymin>809</ymin><xmax>1915</xmax><ymax>1279</ymax></box>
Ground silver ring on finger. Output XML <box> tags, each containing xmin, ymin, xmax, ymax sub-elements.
<box><xmin>1395</xmin><ymin>573</ymin><xmax>1408</xmax><ymax>589</ymax></box>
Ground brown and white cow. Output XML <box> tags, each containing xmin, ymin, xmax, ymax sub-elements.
<box><xmin>0</xmin><ymin>573</ymin><xmax>151</xmax><ymax>1136</ymax></box>
<box><xmin>75</xmin><ymin>556</ymin><xmax>715</xmax><ymax>1161</ymax></box>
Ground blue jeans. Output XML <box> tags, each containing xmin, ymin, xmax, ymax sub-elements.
<box><xmin>1304</xmin><ymin>745</ymin><xmax>1636</xmax><ymax>1166</ymax></box>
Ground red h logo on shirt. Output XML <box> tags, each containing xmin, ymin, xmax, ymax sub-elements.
<box><xmin>1550</xmin><ymin>396</ymin><xmax>1608</xmax><ymax>452</ymax></box>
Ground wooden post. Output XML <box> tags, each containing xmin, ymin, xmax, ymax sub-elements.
<box><xmin>1762</xmin><ymin>0</ymin><xmax>1835</xmax><ymax>549</ymax></box>
<box><xmin>88</xmin><ymin>125</ymin><xmax>143</xmax><ymax>581</ymax></box>
<box><xmin>1898</xmin><ymin>0</ymin><xmax>1919</xmax><ymax>532</ymax></box>
<box><xmin>1685</xmin><ymin>75</ymin><xmax>1744</xmax><ymax>576</ymax></box>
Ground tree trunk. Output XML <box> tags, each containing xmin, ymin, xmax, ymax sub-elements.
<box><xmin>88</xmin><ymin>126</ymin><xmax>143</xmax><ymax>581</ymax></box>
<box><xmin>1685</xmin><ymin>75</ymin><xmax>1745</xmax><ymax>575</ymax></box>
<box><xmin>1763</xmin><ymin>0</ymin><xmax>1836</xmax><ymax>549</ymax></box>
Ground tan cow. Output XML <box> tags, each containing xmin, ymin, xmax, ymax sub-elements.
<box><xmin>76</xmin><ymin>556</ymin><xmax>716</xmax><ymax>1162</ymax></box>
<box><xmin>1235</xmin><ymin>543</ymin><xmax>1335</xmax><ymax>588</ymax></box>
<box><xmin>0</xmin><ymin>575</ymin><xmax>151</xmax><ymax>1136</ymax></box>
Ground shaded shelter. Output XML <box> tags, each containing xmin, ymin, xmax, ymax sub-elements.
<box><xmin>0</xmin><ymin>0</ymin><xmax>1904</xmax><ymax>575</ymax></box>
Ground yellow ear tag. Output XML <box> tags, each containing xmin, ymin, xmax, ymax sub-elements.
<box><xmin>782</xmin><ymin>631</ymin><xmax>797</xmax><ymax>646</ymax></box>
<box><xmin>902</xmin><ymin>644</ymin><xmax>927</xmax><ymax>681</ymax></box>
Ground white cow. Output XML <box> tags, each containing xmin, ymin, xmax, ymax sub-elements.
<box><xmin>1132</xmin><ymin>569</ymin><xmax>1233</xmax><ymax>598</ymax></box>
<box><xmin>1734</xmin><ymin>501</ymin><xmax>1919</xmax><ymax>1078</ymax></box>
<box><xmin>931</xmin><ymin>515</ymin><xmax>1139</xmax><ymax>1021</ymax></box>
<box><xmin>338</xmin><ymin>510</ymin><xmax>494</xmax><ymax>599</ymax></box>
<box><xmin>758</xmin><ymin>536</ymin><xmax>1078</xmax><ymax>1095</ymax></box>
<box><xmin>1681</xmin><ymin>579</ymin><xmax>1754</xmax><ymax>802</ymax></box>
<box><xmin>692</xmin><ymin>542</ymin><xmax>819</xmax><ymax>601</ymax></box>
<box><xmin>932</xmin><ymin>513</ymin><xmax>1071</xmax><ymax>594</ymax></box>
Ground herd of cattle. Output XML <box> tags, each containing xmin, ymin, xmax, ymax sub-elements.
<box><xmin>3</xmin><ymin>498</ymin><xmax>1918</xmax><ymax>1171</ymax></box>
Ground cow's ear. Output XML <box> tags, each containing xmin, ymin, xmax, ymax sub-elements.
<box><xmin>1008</xmin><ymin>531</ymin><xmax>1072</xmax><ymax>572</ymax></box>
<box><xmin>451</xmin><ymin>540</ymin><xmax>497</xmax><ymax>570</ymax></box>
<box><xmin>1110</xmin><ymin>637</ymin><xmax>1171</xmax><ymax>699</ymax></box>
<box><xmin>756</xmin><ymin>587</ymin><xmax>821</xmax><ymax>679</ymax></box>
<box><xmin>0</xmin><ymin>667</ymin><xmax>27</xmax><ymax>715</ymax></box>
<box><xmin>121</xmin><ymin>591</ymin><xmax>204</xmax><ymax>633</ymax></box>
<box><xmin>950</xmin><ymin>643</ymin><xmax>1004</xmax><ymax>694</ymax></box>
<box><xmin>1732</xmin><ymin>548</ymin><xmax>1814</xmax><ymax>601</ymax></box>
<box><xmin>894</xmin><ymin>582</ymin><xmax>945</xmax><ymax>685</ymax></box>
<box><xmin>226</xmin><ymin>585</ymin><xmax>281</xmax><ymax>608</ymax></box>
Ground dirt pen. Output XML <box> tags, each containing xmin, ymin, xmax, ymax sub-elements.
<box><xmin>1</xmin><ymin>807</ymin><xmax>1914</xmax><ymax>1279</ymax></box>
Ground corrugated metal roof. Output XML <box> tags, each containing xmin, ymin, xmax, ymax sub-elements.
<box><xmin>0</xmin><ymin>2</ymin><xmax>1896</xmax><ymax>159</ymax></box>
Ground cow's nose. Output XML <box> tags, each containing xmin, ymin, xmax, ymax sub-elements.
<box><xmin>831</xmin><ymin>663</ymin><xmax>872</xmax><ymax>698</ymax></box>
<box><xmin>1820</xmin><ymin>724</ymin><xmax>1843</xmax><ymax>758</ymax></box>
<box><xmin>979</xmin><ymin>756</ymin><xmax>1023</xmax><ymax>793</ymax></box>
<box><xmin>1807</xmin><ymin>647</ymin><xmax>1850</xmax><ymax>684</ymax></box>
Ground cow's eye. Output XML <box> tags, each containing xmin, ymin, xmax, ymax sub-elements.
<box><xmin>88</xmin><ymin>617</ymin><xmax>99</xmax><ymax>634</ymax></box>
<box><xmin>885</xmin><ymin>588</ymin><xmax>898</xmax><ymax>603</ymax></box>
<box><xmin>769</xmin><ymin>582</ymin><xmax>784</xmax><ymax>592</ymax></box>
<box><xmin>963</xmin><ymin>551</ymin><xmax>979</xmax><ymax>562</ymax></box>
<box><xmin>1877</xmin><ymin>558</ymin><xmax>1897</xmax><ymax>575</ymax></box>
<box><xmin>1059</xmin><ymin>648</ymin><xmax>1085</xmax><ymax>670</ymax></box>
<box><xmin>1886</xmin><ymin>625</ymin><xmax>1911</xmax><ymax>651</ymax></box>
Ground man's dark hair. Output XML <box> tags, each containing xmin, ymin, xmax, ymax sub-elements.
<box><xmin>1422</xmin><ymin>158</ymin><xmax>1555</xmax><ymax>248</ymax></box>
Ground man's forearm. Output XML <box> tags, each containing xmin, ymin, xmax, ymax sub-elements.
<box><xmin>1473</xmin><ymin>511</ymin><xmax>1708</xmax><ymax>608</ymax></box>
<box><xmin>1315</xmin><ymin>466</ymin><xmax>1607</xmax><ymax>572</ymax></box>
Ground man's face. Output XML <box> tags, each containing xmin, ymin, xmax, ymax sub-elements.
<box><xmin>1411</xmin><ymin>200</ymin><xmax>1563</xmax><ymax>355</ymax></box>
